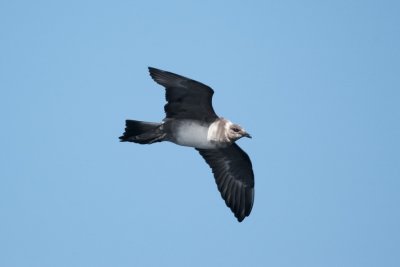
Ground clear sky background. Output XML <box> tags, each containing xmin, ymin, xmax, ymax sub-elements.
<box><xmin>1</xmin><ymin>1</ymin><xmax>399</xmax><ymax>266</ymax></box>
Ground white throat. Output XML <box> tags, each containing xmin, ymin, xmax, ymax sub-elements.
<box><xmin>207</xmin><ymin>119</ymin><xmax>232</xmax><ymax>144</ymax></box>
<box><xmin>172</xmin><ymin>119</ymin><xmax>233</xmax><ymax>149</ymax></box>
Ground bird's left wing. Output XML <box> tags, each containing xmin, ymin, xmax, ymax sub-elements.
<box><xmin>196</xmin><ymin>143</ymin><xmax>254</xmax><ymax>222</ymax></box>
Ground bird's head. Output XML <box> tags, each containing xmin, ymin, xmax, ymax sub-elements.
<box><xmin>227</xmin><ymin>123</ymin><xmax>252</xmax><ymax>141</ymax></box>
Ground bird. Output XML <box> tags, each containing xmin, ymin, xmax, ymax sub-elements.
<box><xmin>119</xmin><ymin>67</ymin><xmax>254</xmax><ymax>222</ymax></box>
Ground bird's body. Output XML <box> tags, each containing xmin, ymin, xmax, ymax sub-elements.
<box><xmin>120</xmin><ymin>67</ymin><xmax>255</xmax><ymax>222</ymax></box>
<box><xmin>163</xmin><ymin>118</ymin><xmax>233</xmax><ymax>149</ymax></box>
<box><xmin>170</xmin><ymin>119</ymin><xmax>217</xmax><ymax>149</ymax></box>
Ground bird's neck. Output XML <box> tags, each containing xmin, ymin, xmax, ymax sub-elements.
<box><xmin>207</xmin><ymin>118</ymin><xmax>232</xmax><ymax>145</ymax></box>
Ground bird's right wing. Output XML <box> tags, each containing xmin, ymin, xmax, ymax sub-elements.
<box><xmin>196</xmin><ymin>143</ymin><xmax>254</xmax><ymax>222</ymax></box>
<box><xmin>148</xmin><ymin>67</ymin><xmax>218</xmax><ymax>122</ymax></box>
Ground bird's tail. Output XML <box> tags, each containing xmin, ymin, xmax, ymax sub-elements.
<box><xmin>119</xmin><ymin>120</ymin><xmax>165</xmax><ymax>144</ymax></box>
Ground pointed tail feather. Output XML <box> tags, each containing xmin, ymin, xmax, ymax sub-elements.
<box><xmin>119</xmin><ymin>120</ymin><xmax>164</xmax><ymax>144</ymax></box>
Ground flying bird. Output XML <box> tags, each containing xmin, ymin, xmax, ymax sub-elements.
<box><xmin>119</xmin><ymin>67</ymin><xmax>254</xmax><ymax>222</ymax></box>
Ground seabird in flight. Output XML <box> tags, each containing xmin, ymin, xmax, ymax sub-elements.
<box><xmin>119</xmin><ymin>67</ymin><xmax>254</xmax><ymax>222</ymax></box>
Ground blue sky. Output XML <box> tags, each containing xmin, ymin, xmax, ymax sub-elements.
<box><xmin>1</xmin><ymin>1</ymin><xmax>399</xmax><ymax>266</ymax></box>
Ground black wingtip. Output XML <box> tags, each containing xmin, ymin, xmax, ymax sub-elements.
<box><xmin>148</xmin><ymin>67</ymin><xmax>169</xmax><ymax>85</ymax></box>
<box><xmin>119</xmin><ymin>135</ymin><xmax>128</xmax><ymax>142</ymax></box>
<box><xmin>148</xmin><ymin>66</ymin><xmax>163</xmax><ymax>77</ymax></box>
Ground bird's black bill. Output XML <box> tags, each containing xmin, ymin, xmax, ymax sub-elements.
<box><xmin>244</xmin><ymin>133</ymin><xmax>252</xmax><ymax>138</ymax></box>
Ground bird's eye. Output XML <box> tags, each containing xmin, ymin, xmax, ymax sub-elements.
<box><xmin>232</xmin><ymin>128</ymin><xmax>240</xmax><ymax>132</ymax></box>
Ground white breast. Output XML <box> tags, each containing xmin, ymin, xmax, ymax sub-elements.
<box><xmin>172</xmin><ymin>119</ymin><xmax>232</xmax><ymax>149</ymax></box>
<box><xmin>174</xmin><ymin>121</ymin><xmax>217</xmax><ymax>149</ymax></box>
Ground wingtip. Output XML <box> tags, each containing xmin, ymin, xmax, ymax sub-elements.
<box><xmin>235</xmin><ymin>208</ymin><xmax>250</xmax><ymax>222</ymax></box>
<box><xmin>148</xmin><ymin>66</ymin><xmax>163</xmax><ymax>75</ymax></box>
<box><xmin>148</xmin><ymin>67</ymin><xmax>166</xmax><ymax>83</ymax></box>
<box><xmin>119</xmin><ymin>135</ymin><xmax>128</xmax><ymax>142</ymax></box>
<box><xmin>236</xmin><ymin>216</ymin><xmax>245</xmax><ymax>223</ymax></box>
<box><xmin>148</xmin><ymin>66</ymin><xmax>156</xmax><ymax>76</ymax></box>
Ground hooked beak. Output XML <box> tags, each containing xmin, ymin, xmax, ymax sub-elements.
<box><xmin>243</xmin><ymin>132</ymin><xmax>252</xmax><ymax>139</ymax></box>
